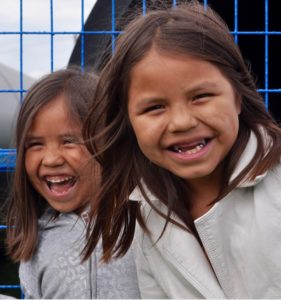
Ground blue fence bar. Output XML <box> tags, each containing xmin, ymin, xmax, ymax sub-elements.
<box><xmin>0</xmin><ymin>285</ymin><xmax>21</xmax><ymax>289</ymax></box>
<box><xmin>111</xmin><ymin>0</ymin><xmax>116</xmax><ymax>52</ymax></box>
<box><xmin>0</xmin><ymin>149</ymin><xmax>16</xmax><ymax>172</ymax></box>
<box><xmin>80</xmin><ymin>0</ymin><xmax>85</xmax><ymax>70</ymax></box>
<box><xmin>234</xmin><ymin>0</ymin><xmax>238</xmax><ymax>44</ymax></box>
<box><xmin>142</xmin><ymin>0</ymin><xmax>146</xmax><ymax>15</ymax></box>
<box><xmin>19</xmin><ymin>0</ymin><xmax>23</xmax><ymax>103</ymax></box>
<box><xmin>50</xmin><ymin>0</ymin><xmax>54</xmax><ymax>72</ymax></box>
<box><xmin>264</xmin><ymin>0</ymin><xmax>269</xmax><ymax>109</ymax></box>
<box><xmin>2</xmin><ymin>30</ymin><xmax>281</xmax><ymax>35</ymax></box>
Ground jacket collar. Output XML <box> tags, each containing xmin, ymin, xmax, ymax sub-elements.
<box><xmin>129</xmin><ymin>130</ymin><xmax>268</xmax><ymax>202</ymax></box>
<box><xmin>229</xmin><ymin>130</ymin><xmax>267</xmax><ymax>188</ymax></box>
<box><xmin>129</xmin><ymin>179</ymin><xmax>158</xmax><ymax>202</ymax></box>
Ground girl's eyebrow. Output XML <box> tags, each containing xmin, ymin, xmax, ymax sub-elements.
<box><xmin>135</xmin><ymin>82</ymin><xmax>220</xmax><ymax>105</ymax></box>
<box><xmin>59</xmin><ymin>131</ymin><xmax>81</xmax><ymax>138</ymax></box>
<box><xmin>25</xmin><ymin>135</ymin><xmax>42</xmax><ymax>141</ymax></box>
<box><xmin>59</xmin><ymin>132</ymin><xmax>84</xmax><ymax>142</ymax></box>
<box><xmin>134</xmin><ymin>97</ymin><xmax>165</xmax><ymax>110</ymax></box>
<box><xmin>186</xmin><ymin>81</ymin><xmax>220</xmax><ymax>91</ymax></box>
<box><xmin>25</xmin><ymin>132</ymin><xmax>81</xmax><ymax>140</ymax></box>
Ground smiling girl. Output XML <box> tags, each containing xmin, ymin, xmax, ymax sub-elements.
<box><xmin>5</xmin><ymin>68</ymin><xmax>140</xmax><ymax>299</ymax></box>
<box><xmin>83</xmin><ymin>2</ymin><xmax>281</xmax><ymax>299</ymax></box>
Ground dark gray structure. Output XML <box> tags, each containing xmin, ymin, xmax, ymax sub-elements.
<box><xmin>69</xmin><ymin>0</ymin><xmax>281</xmax><ymax>122</ymax></box>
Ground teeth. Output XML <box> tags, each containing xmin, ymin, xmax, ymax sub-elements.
<box><xmin>173</xmin><ymin>140</ymin><xmax>207</xmax><ymax>154</ymax></box>
<box><xmin>46</xmin><ymin>176</ymin><xmax>73</xmax><ymax>183</ymax></box>
<box><xmin>173</xmin><ymin>146</ymin><xmax>183</xmax><ymax>153</ymax></box>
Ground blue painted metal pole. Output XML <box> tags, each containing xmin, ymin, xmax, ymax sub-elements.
<box><xmin>0</xmin><ymin>149</ymin><xmax>16</xmax><ymax>171</ymax></box>
<box><xmin>50</xmin><ymin>0</ymin><xmax>54</xmax><ymax>72</ymax></box>
<box><xmin>264</xmin><ymin>0</ymin><xmax>269</xmax><ymax>110</ymax></box>
<box><xmin>19</xmin><ymin>0</ymin><xmax>23</xmax><ymax>103</ymax></box>
<box><xmin>111</xmin><ymin>0</ymin><xmax>116</xmax><ymax>53</ymax></box>
<box><xmin>81</xmin><ymin>0</ymin><xmax>85</xmax><ymax>70</ymax></box>
<box><xmin>234</xmin><ymin>0</ymin><xmax>238</xmax><ymax>44</ymax></box>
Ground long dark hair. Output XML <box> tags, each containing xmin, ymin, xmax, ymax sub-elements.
<box><xmin>83</xmin><ymin>1</ymin><xmax>281</xmax><ymax>261</ymax></box>
<box><xmin>6</xmin><ymin>68</ymin><xmax>98</xmax><ymax>262</ymax></box>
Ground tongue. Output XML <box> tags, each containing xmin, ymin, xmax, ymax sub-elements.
<box><xmin>50</xmin><ymin>182</ymin><xmax>73</xmax><ymax>194</ymax></box>
<box><xmin>180</xmin><ymin>144</ymin><xmax>200</xmax><ymax>151</ymax></box>
<box><xmin>181</xmin><ymin>145</ymin><xmax>197</xmax><ymax>151</ymax></box>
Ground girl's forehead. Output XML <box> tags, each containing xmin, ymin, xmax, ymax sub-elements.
<box><xmin>28</xmin><ymin>95</ymin><xmax>82</xmax><ymax>132</ymax></box>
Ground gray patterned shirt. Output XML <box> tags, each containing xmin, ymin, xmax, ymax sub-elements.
<box><xmin>19</xmin><ymin>209</ymin><xmax>140</xmax><ymax>299</ymax></box>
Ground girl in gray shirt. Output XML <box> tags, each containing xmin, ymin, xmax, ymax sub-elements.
<box><xmin>20</xmin><ymin>209</ymin><xmax>139</xmax><ymax>299</ymax></box>
<box><xmin>5</xmin><ymin>69</ymin><xmax>140</xmax><ymax>299</ymax></box>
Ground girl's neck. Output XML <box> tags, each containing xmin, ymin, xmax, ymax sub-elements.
<box><xmin>74</xmin><ymin>202</ymin><xmax>89</xmax><ymax>216</ymax></box>
<box><xmin>186</xmin><ymin>168</ymin><xmax>223</xmax><ymax>220</ymax></box>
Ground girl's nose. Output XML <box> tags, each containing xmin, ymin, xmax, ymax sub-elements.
<box><xmin>41</xmin><ymin>148</ymin><xmax>65</xmax><ymax>167</ymax></box>
<box><xmin>168</xmin><ymin>105</ymin><xmax>198</xmax><ymax>133</ymax></box>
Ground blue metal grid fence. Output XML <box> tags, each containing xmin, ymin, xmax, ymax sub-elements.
<box><xmin>1</xmin><ymin>0</ymin><xmax>280</xmax><ymax>173</ymax></box>
<box><xmin>0</xmin><ymin>0</ymin><xmax>279</xmax><ymax>297</ymax></box>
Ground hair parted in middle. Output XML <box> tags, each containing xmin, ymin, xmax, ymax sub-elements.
<box><xmin>83</xmin><ymin>1</ymin><xmax>281</xmax><ymax>262</ymax></box>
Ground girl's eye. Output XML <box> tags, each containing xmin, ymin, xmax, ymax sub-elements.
<box><xmin>193</xmin><ymin>93</ymin><xmax>213</xmax><ymax>101</ymax></box>
<box><xmin>63</xmin><ymin>138</ymin><xmax>76</xmax><ymax>144</ymax></box>
<box><xmin>64</xmin><ymin>139</ymin><xmax>73</xmax><ymax>144</ymax></box>
<box><xmin>144</xmin><ymin>104</ymin><xmax>165</xmax><ymax>113</ymax></box>
<box><xmin>25</xmin><ymin>142</ymin><xmax>43</xmax><ymax>149</ymax></box>
<box><xmin>63</xmin><ymin>136</ymin><xmax>82</xmax><ymax>145</ymax></box>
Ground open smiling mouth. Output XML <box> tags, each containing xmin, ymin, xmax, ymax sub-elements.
<box><xmin>169</xmin><ymin>138</ymin><xmax>211</xmax><ymax>154</ymax></box>
<box><xmin>45</xmin><ymin>176</ymin><xmax>77</xmax><ymax>194</ymax></box>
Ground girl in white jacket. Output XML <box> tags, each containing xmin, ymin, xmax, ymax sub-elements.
<box><xmin>83</xmin><ymin>1</ymin><xmax>281</xmax><ymax>298</ymax></box>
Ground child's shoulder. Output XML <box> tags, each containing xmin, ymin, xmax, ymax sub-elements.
<box><xmin>39</xmin><ymin>208</ymin><xmax>82</xmax><ymax>229</ymax></box>
<box><xmin>267</xmin><ymin>158</ymin><xmax>281</xmax><ymax>184</ymax></box>
<box><xmin>37</xmin><ymin>209</ymin><xmax>86</xmax><ymax>250</ymax></box>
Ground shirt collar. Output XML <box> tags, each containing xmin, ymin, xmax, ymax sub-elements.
<box><xmin>230</xmin><ymin>130</ymin><xmax>268</xmax><ymax>188</ymax></box>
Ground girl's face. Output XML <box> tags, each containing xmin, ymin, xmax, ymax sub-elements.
<box><xmin>25</xmin><ymin>95</ymin><xmax>94</xmax><ymax>213</ymax></box>
<box><xmin>128</xmin><ymin>49</ymin><xmax>241</xmax><ymax>188</ymax></box>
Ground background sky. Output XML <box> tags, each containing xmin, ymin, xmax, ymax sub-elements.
<box><xmin>0</xmin><ymin>0</ymin><xmax>97</xmax><ymax>80</ymax></box>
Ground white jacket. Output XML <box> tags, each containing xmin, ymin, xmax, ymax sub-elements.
<box><xmin>130</xmin><ymin>132</ymin><xmax>281</xmax><ymax>298</ymax></box>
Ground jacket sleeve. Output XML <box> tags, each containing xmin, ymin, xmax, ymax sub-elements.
<box><xmin>133</xmin><ymin>233</ymin><xmax>167</xmax><ymax>299</ymax></box>
<box><xmin>19</xmin><ymin>259</ymin><xmax>41</xmax><ymax>299</ymax></box>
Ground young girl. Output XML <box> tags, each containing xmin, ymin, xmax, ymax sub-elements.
<box><xmin>5</xmin><ymin>69</ymin><xmax>140</xmax><ymax>299</ymax></box>
<box><xmin>83</xmin><ymin>2</ymin><xmax>281</xmax><ymax>299</ymax></box>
